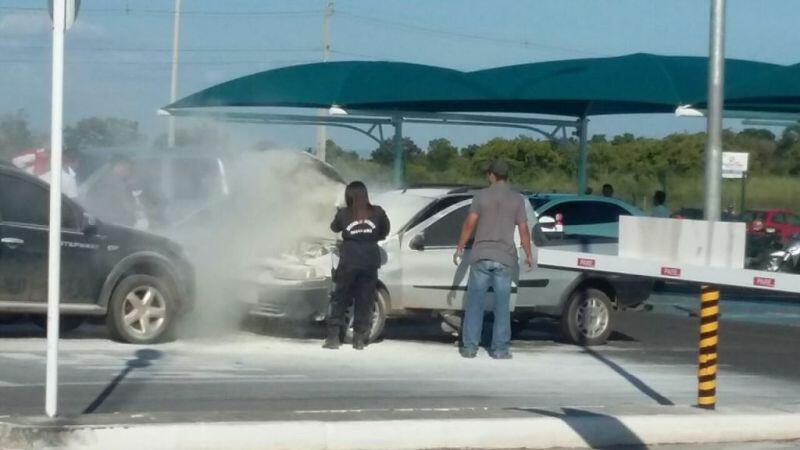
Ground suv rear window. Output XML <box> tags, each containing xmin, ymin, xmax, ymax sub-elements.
<box><xmin>540</xmin><ymin>201</ymin><xmax>630</xmax><ymax>225</ymax></box>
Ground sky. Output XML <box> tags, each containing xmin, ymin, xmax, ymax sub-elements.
<box><xmin>0</xmin><ymin>0</ymin><xmax>798</xmax><ymax>154</ymax></box>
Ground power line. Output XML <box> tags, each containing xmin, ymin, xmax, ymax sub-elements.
<box><xmin>336</xmin><ymin>10</ymin><xmax>604</xmax><ymax>57</ymax></box>
<box><xmin>0</xmin><ymin>44</ymin><xmax>322</xmax><ymax>54</ymax></box>
<box><xmin>0</xmin><ymin>6</ymin><xmax>323</xmax><ymax>17</ymax></box>
<box><xmin>0</xmin><ymin>58</ymin><xmax>316</xmax><ymax>66</ymax></box>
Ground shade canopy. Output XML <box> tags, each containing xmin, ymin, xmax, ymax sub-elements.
<box><xmin>167</xmin><ymin>61</ymin><xmax>494</xmax><ymax>112</ymax></box>
<box><xmin>696</xmin><ymin>62</ymin><xmax>800</xmax><ymax>114</ymax></box>
<box><xmin>469</xmin><ymin>53</ymin><xmax>781</xmax><ymax>116</ymax></box>
<box><xmin>164</xmin><ymin>53</ymin><xmax>794</xmax><ymax>118</ymax></box>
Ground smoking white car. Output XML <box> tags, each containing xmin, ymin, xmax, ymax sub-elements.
<box><xmin>239</xmin><ymin>186</ymin><xmax>653</xmax><ymax>345</ymax></box>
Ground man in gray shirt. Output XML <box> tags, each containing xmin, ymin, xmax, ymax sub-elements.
<box><xmin>454</xmin><ymin>160</ymin><xmax>534</xmax><ymax>359</ymax></box>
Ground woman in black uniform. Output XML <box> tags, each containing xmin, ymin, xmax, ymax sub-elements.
<box><xmin>324</xmin><ymin>181</ymin><xmax>390</xmax><ymax>350</ymax></box>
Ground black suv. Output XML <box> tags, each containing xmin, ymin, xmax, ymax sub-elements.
<box><xmin>0</xmin><ymin>164</ymin><xmax>194</xmax><ymax>344</ymax></box>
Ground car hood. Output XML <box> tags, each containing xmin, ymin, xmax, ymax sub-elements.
<box><xmin>97</xmin><ymin>220</ymin><xmax>184</xmax><ymax>256</ymax></box>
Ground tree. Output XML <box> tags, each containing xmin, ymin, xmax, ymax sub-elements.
<box><xmin>0</xmin><ymin>110</ymin><xmax>37</xmax><ymax>161</ymax></box>
<box><xmin>426</xmin><ymin>138</ymin><xmax>458</xmax><ymax>171</ymax></box>
<box><xmin>370</xmin><ymin>137</ymin><xmax>422</xmax><ymax>166</ymax></box>
<box><xmin>64</xmin><ymin>117</ymin><xmax>142</xmax><ymax>150</ymax></box>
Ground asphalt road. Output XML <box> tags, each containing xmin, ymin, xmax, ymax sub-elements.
<box><xmin>0</xmin><ymin>290</ymin><xmax>799</xmax><ymax>421</ymax></box>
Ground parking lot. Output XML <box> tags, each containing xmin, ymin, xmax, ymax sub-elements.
<box><xmin>1</xmin><ymin>289</ymin><xmax>799</xmax><ymax>421</ymax></box>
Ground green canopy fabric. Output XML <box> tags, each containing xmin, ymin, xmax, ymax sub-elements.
<box><xmin>167</xmin><ymin>61</ymin><xmax>493</xmax><ymax>112</ymax></box>
<box><xmin>164</xmin><ymin>53</ymin><xmax>788</xmax><ymax>118</ymax></box>
<box><xmin>469</xmin><ymin>53</ymin><xmax>781</xmax><ymax>116</ymax></box>
<box><xmin>696</xmin><ymin>62</ymin><xmax>800</xmax><ymax>114</ymax></box>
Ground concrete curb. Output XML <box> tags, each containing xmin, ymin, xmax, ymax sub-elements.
<box><xmin>3</xmin><ymin>412</ymin><xmax>800</xmax><ymax>450</ymax></box>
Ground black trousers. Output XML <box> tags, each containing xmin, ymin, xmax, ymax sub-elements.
<box><xmin>328</xmin><ymin>265</ymin><xmax>377</xmax><ymax>335</ymax></box>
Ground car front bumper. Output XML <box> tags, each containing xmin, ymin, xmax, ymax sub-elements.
<box><xmin>238</xmin><ymin>275</ymin><xmax>332</xmax><ymax>321</ymax></box>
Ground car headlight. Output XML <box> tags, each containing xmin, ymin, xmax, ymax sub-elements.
<box><xmin>272</xmin><ymin>264</ymin><xmax>325</xmax><ymax>281</ymax></box>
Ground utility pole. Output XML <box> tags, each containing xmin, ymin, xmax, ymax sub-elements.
<box><xmin>316</xmin><ymin>0</ymin><xmax>333</xmax><ymax>161</ymax></box>
<box><xmin>168</xmin><ymin>0</ymin><xmax>182</xmax><ymax>148</ymax></box>
<box><xmin>703</xmin><ymin>0</ymin><xmax>726</xmax><ymax>222</ymax></box>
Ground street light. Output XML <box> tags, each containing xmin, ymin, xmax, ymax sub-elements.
<box><xmin>45</xmin><ymin>0</ymin><xmax>80</xmax><ymax>419</ymax></box>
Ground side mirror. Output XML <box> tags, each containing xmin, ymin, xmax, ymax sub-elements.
<box><xmin>82</xmin><ymin>212</ymin><xmax>98</xmax><ymax>236</ymax></box>
<box><xmin>409</xmin><ymin>233</ymin><xmax>425</xmax><ymax>251</ymax></box>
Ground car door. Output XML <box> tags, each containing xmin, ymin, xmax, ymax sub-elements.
<box><xmin>0</xmin><ymin>173</ymin><xmax>98</xmax><ymax>305</ymax></box>
<box><xmin>401</xmin><ymin>199</ymin><xmax>524</xmax><ymax>311</ymax></box>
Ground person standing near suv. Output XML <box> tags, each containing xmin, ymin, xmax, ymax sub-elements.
<box><xmin>454</xmin><ymin>160</ymin><xmax>534</xmax><ymax>359</ymax></box>
<box><xmin>324</xmin><ymin>181</ymin><xmax>391</xmax><ymax>350</ymax></box>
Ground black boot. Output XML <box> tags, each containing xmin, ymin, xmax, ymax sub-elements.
<box><xmin>322</xmin><ymin>326</ymin><xmax>341</xmax><ymax>349</ymax></box>
<box><xmin>352</xmin><ymin>332</ymin><xmax>367</xmax><ymax>350</ymax></box>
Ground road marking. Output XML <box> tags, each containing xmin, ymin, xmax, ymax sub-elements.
<box><xmin>295</xmin><ymin>406</ymin><xmax>492</xmax><ymax>415</ymax></box>
<box><xmin>0</xmin><ymin>353</ymin><xmax>44</xmax><ymax>361</ymax></box>
<box><xmin>0</xmin><ymin>381</ymin><xmax>21</xmax><ymax>387</ymax></box>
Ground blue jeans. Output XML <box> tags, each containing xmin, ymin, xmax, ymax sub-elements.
<box><xmin>462</xmin><ymin>260</ymin><xmax>512</xmax><ymax>355</ymax></box>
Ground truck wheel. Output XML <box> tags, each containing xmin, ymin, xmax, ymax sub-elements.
<box><xmin>561</xmin><ymin>288</ymin><xmax>613</xmax><ymax>346</ymax></box>
<box><xmin>31</xmin><ymin>315</ymin><xmax>84</xmax><ymax>332</ymax></box>
<box><xmin>344</xmin><ymin>287</ymin><xmax>388</xmax><ymax>344</ymax></box>
<box><xmin>106</xmin><ymin>275</ymin><xmax>176</xmax><ymax>344</ymax></box>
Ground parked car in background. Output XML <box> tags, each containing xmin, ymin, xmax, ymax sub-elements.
<box><xmin>240</xmin><ymin>186</ymin><xmax>653</xmax><ymax>346</ymax></box>
<box><xmin>0</xmin><ymin>163</ymin><xmax>195</xmax><ymax>343</ymax></box>
<box><xmin>741</xmin><ymin>209</ymin><xmax>800</xmax><ymax>242</ymax></box>
<box><xmin>527</xmin><ymin>193</ymin><xmax>643</xmax><ymax>238</ymax></box>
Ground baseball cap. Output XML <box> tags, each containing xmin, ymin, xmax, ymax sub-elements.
<box><xmin>486</xmin><ymin>159</ymin><xmax>510</xmax><ymax>177</ymax></box>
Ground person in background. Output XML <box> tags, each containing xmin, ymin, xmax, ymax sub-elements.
<box><xmin>324</xmin><ymin>181</ymin><xmax>390</xmax><ymax>350</ymax></box>
<box><xmin>602</xmin><ymin>183</ymin><xmax>614</xmax><ymax>198</ymax></box>
<box><xmin>454</xmin><ymin>159</ymin><xmax>534</xmax><ymax>360</ymax></box>
<box><xmin>40</xmin><ymin>148</ymin><xmax>80</xmax><ymax>199</ymax></box>
<box><xmin>651</xmin><ymin>190</ymin><xmax>670</xmax><ymax>218</ymax></box>
<box><xmin>83</xmin><ymin>155</ymin><xmax>137</xmax><ymax>227</ymax></box>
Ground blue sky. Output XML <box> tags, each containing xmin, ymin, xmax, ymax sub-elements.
<box><xmin>0</xmin><ymin>0</ymin><xmax>798</xmax><ymax>154</ymax></box>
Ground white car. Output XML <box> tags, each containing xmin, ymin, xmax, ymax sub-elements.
<box><xmin>240</xmin><ymin>186</ymin><xmax>653</xmax><ymax>345</ymax></box>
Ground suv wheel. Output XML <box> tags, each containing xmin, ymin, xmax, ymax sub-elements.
<box><xmin>107</xmin><ymin>275</ymin><xmax>175</xmax><ymax>344</ymax></box>
<box><xmin>561</xmin><ymin>288</ymin><xmax>613</xmax><ymax>346</ymax></box>
<box><xmin>344</xmin><ymin>287</ymin><xmax>388</xmax><ymax>344</ymax></box>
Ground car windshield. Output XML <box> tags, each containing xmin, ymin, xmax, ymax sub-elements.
<box><xmin>741</xmin><ymin>211</ymin><xmax>767</xmax><ymax>222</ymax></box>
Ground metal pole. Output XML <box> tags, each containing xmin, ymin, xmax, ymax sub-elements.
<box><xmin>698</xmin><ymin>0</ymin><xmax>726</xmax><ymax>412</ymax></box>
<box><xmin>576</xmin><ymin>117</ymin><xmax>588</xmax><ymax>195</ymax></box>
<box><xmin>46</xmin><ymin>0</ymin><xmax>67</xmax><ymax>419</ymax></box>
<box><xmin>167</xmin><ymin>0</ymin><xmax>182</xmax><ymax>148</ymax></box>
<box><xmin>316</xmin><ymin>0</ymin><xmax>333</xmax><ymax>161</ymax></box>
<box><xmin>698</xmin><ymin>285</ymin><xmax>720</xmax><ymax>409</ymax></box>
<box><xmin>703</xmin><ymin>0</ymin><xmax>726</xmax><ymax>222</ymax></box>
<box><xmin>392</xmin><ymin>115</ymin><xmax>404</xmax><ymax>187</ymax></box>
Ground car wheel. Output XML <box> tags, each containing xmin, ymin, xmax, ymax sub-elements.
<box><xmin>344</xmin><ymin>287</ymin><xmax>388</xmax><ymax>344</ymax></box>
<box><xmin>561</xmin><ymin>288</ymin><xmax>613</xmax><ymax>346</ymax></box>
<box><xmin>106</xmin><ymin>274</ymin><xmax>176</xmax><ymax>344</ymax></box>
<box><xmin>31</xmin><ymin>315</ymin><xmax>85</xmax><ymax>333</ymax></box>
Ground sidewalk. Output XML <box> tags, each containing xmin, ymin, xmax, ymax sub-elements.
<box><xmin>3</xmin><ymin>406</ymin><xmax>800</xmax><ymax>450</ymax></box>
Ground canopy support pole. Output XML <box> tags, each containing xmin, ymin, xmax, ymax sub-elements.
<box><xmin>392</xmin><ymin>115</ymin><xmax>404</xmax><ymax>187</ymax></box>
<box><xmin>577</xmin><ymin>117</ymin><xmax>589</xmax><ymax>195</ymax></box>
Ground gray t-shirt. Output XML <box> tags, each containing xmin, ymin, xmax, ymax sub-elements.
<box><xmin>469</xmin><ymin>182</ymin><xmax>527</xmax><ymax>268</ymax></box>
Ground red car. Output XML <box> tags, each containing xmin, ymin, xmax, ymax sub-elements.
<box><xmin>741</xmin><ymin>209</ymin><xmax>800</xmax><ymax>242</ymax></box>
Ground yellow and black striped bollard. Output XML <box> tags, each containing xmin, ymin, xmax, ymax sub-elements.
<box><xmin>698</xmin><ymin>285</ymin><xmax>720</xmax><ymax>410</ymax></box>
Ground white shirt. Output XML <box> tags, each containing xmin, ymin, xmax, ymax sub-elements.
<box><xmin>40</xmin><ymin>167</ymin><xmax>79</xmax><ymax>199</ymax></box>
